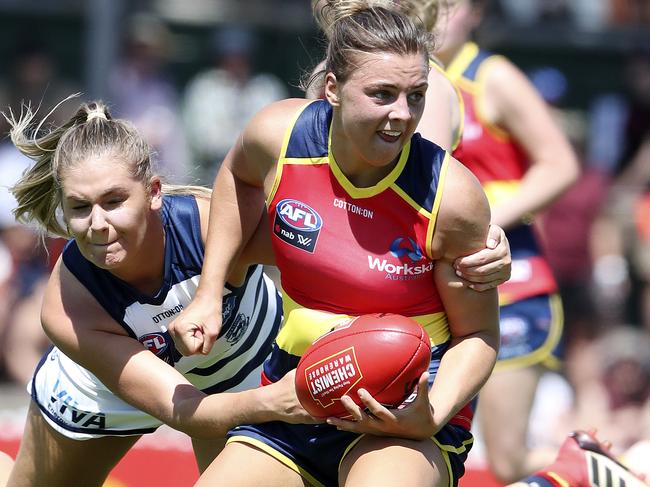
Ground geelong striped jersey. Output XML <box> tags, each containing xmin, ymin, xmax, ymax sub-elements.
<box><xmin>29</xmin><ymin>194</ymin><xmax>281</xmax><ymax>437</ymax></box>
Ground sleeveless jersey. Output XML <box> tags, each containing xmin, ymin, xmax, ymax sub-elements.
<box><xmin>448</xmin><ymin>42</ymin><xmax>558</xmax><ymax>305</ymax></box>
<box><xmin>261</xmin><ymin>100</ymin><xmax>473</xmax><ymax>429</ymax></box>
<box><xmin>29</xmin><ymin>194</ymin><xmax>282</xmax><ymax>438</ymax></box>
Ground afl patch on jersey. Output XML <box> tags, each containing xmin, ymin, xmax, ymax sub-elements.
<box><xmin>273</xmin><ymin>198</ymin><xmax>322</xmax><ymax>253</ymax></box>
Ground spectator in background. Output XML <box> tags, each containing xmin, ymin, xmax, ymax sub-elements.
<box><xmin>529</xmin><ymin>66</ymin><xmax>613</xmax><ymax>345</ymax></box>
<box><xmin>559</xmin><ymin>326</ymin><xmax>650</xmax><ymax>453</ymax></box>
<box><xmin>182</xmin><ymin>25</ymin><xmax>288</xmax><ymax>185</ymax></box>
<box><xmin>0</xmin><ymin>142</ymin><xmax>52</xmax><ymax>386</ymax></box>
<box><xmin>0</xmin><ymin>38</ymin><xmax>73</xmax><ymax>385</ymax></box>
<box><xmin>108</xmin><ymin>12</ymin><xmax>190</xmax><ymax>183</ymax></box>
<box><xmin>610</xmin><ymin>0</ymin><xmax>650</xmax><ymax>25</ymax></box>
<box><xmin>0</xmin><ymin>38</ymin><xmax>78</xmax><ymax>134</ymax></box>
<box><xmin>590</xmin><ymin>51</ymin><xmax>650</xmax><ymax>330</ymax></box>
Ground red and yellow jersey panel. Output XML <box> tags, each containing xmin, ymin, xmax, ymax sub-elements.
<box><xmin>448</xmin><ymin>42</ymin><xmax>558</xmax><ymax>305</ymax></box>
<box><xmin>266</xmin><ymin>98</ymin><xmax>451</xmax><ymax>353</ymax></box>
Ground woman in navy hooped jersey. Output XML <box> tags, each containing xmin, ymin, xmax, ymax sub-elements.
<box><xmin>3</xmin><ymin>99</ymin><xmax>315</xmax><ymax>487</ymax></box>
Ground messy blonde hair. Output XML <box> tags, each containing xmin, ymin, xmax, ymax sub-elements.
<box><xmin>6</xmin><ymin>95</ymin><xmax>210</xmax><ymax>238</ymax></box>
<box><xmin>312</xmin><ymin>0</ymin><xmax>441</xmax><ymax>35</ymax></box>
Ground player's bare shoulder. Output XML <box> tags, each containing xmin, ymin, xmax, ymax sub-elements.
<box><xmin>432</xmin><ymin>156</ymin><xmax>491</xmax><ymax>261</ymax></box>
<box><xmin>244</xmin><ymin>98</ymin><xmax>314</xmax><ymax>158</ymax></box>
<box><xmin>240</xmin><ymin>98</ymin><xmax>315</xmax><ymax>183</ymax></box>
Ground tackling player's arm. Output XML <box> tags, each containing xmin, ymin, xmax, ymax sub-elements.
<box><xmin>42</xmin><ymin>258</ymin><xmax>311</xmax><ymax>439</ymax></box>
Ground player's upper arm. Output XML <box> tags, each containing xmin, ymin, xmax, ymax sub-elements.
<box><xmin>42</xmin><ymin>258</ymin><xmax>130</xmax><ymax>356</ymax></box>
<box><xmin>431</xmin><ymin>156</ymin><xmax>491</xmax><ymax>262</ymax></box>
<box><xmin>430</xmin><ymin>158</ymin><xmax>499</xmax><ymax>339</ymax></box>
<box><xmin>482</xmin><ymin>57</ymin><xmax>577</xmax><ymax>171</ymax></box>
<box><xmin>229</xmin><ymin>98</ymin><xmax>313</xmax><ymax>191</ymax></box>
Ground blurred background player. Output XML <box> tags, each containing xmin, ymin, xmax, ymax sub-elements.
<box><xmin>433</xmin><ymin>0</ymin><xmax>580</xmax><ymax>482</ymax></box>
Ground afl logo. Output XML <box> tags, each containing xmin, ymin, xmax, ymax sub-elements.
<box><xmin>277</xmin><ymin>199</ymin><xmax>322</xmax><ymax>231</ymax></box>
<box><xmin>139</xmin><ymin>333</ymin><xmax>168</xmax><ymax>355</ymax></box>
<box><xmin>274</xmin><ymin>198</ymin><xmax>322</xmax><ymax>253</ymax></box>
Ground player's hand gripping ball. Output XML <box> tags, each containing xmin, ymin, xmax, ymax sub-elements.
<box><xmin>295</xmin><ymin>313</ymin><xmax>431</xmax><ymax>419</ymax></box>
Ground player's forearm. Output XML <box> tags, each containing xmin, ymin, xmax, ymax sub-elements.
<box><xmin>428</xmin><ymin>330</ymin><xmax>499</xmax><ymax>428</ymax></box>
<box><xmin>169</xmin><ymin>387</ymin><xmax>275</xmax><ymax>439</ymax></box>
<box><xmin>492</xmin><ymin>153</ymin><xmax>579</xmax><ymax>230</ymax></box>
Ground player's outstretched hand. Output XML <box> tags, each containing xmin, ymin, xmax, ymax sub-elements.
<box><xmin>326</xmin><ymin>372</ymin><xmax>437</xmax><ymax>440</ymax></box>
<box><xmin>168</xmin><ymin>298</ymin><xmax>221</xmax><ymax>356</ymax></box>
<box><xmin>454</xmin><ymin>223</ymin><xmax>511</xmax><ymax>291</ymax></box>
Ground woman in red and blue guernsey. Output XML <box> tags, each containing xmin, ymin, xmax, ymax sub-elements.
<box><xmin>173</xmin><ymin>5</ymin><xmax>499</xmax><ymax>487</ymax></box>
<box><xmin>433</xmin><ymin>0</ymin><xmax>580</xmax><ymax>483</ymax></box>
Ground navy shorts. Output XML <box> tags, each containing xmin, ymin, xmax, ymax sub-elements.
<box><xmin>227</xmin><ymin>421</ymin><xmax>473</xmax><ymax>487</ymax></box>
<box><xmin>495</xmin><ymin>293</ymin><xmax>564</xmax><ymax>371</ymax></box>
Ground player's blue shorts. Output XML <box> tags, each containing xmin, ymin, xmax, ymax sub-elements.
<box><xmin>495</xmin><ymin>293</ymin><xmax>564</xmax><ymax>371</ymax></box>
<box><xmin>228</xmin><ymin>342</ymin><xmax>474</xmax><ymax>487</ymax></box>
<box><xmin>228</xmin><ymin>421</ymin><xmax>473</xmax><ymax>487</ymax></box>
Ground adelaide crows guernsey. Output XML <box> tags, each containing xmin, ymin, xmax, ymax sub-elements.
<box><xmin>448</xmin><ymin>42</ymin><xmax>558</xmax><ymax>305</ymax></box>
<box><xmin>29</xmin><ymin>194</ymin><xmax>281</xmax><ymax>437</ymax></box>
<box><xmin>263</xmin><ymin>99</ymin><xmax>476</xmax><ymax>429</ymax></box>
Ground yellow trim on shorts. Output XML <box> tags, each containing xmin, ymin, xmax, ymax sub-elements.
<box><xmin>432</xmin><ymin>435</ymin><xmax>474</xmax><ymax>487</ymax></box>
<box><xmin>547</xmin><ymin>471</ymin><xmax>570</xmax><ymax>487</ymax></box>
<box><xmin>338</xmin><ymin>434</ymin><xmax>366</xmax><ymax>473</ymax></box>
<box><xmin>226</xmin><ymin>436</ymin><xmax>326</xmax><ymax>487</ymax></box>
<box><xmin>266</xmin><ymin>100</ymin><xmax>318</xmax><ymax>206</ymax></box>
<box><xmin>338</xmin><ymin>434</ymin><xmax>473</xmax><ymax>487</ymax></box>
<box><xmin>493</xmin><ymin>293</ymin><xmax>564</xmax><ymax>372</ymax></box>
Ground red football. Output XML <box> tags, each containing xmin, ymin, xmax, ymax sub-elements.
<box><xmin>295</xmin><ymin>313</ymin><xmax>431</xmax><ymax>419</ymax></box>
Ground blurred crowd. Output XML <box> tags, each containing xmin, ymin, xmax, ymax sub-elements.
<box><xmin>497</xmin><ymin>0</ymin><xmax>650</xmax><ymax>28</ymax></box>
<box><xmin>0</xmin><ymin>0</ymin><xmax>649</xmax><ymax>470</ymax></box>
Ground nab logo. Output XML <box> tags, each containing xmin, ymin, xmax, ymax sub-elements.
<box><xmin>390</xmin><ymin>237</ymin><xmax>424</xmax><ymax>262</ymax></box>
<box><xmin>277</xmin><ymin>199</ymin><xmax>322</xmax><ymax>231</ymax></box>
<box><xmin>139</xmin><ymin>333</ymin><xmax>168</xmax><ymax>355</ymax></box>
<box><xmin>274</xmin><ymin>198</ymin><xmax>322</xmax><ymax>253</ymax></box>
